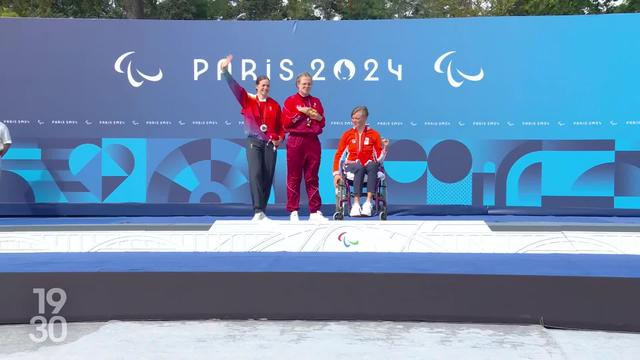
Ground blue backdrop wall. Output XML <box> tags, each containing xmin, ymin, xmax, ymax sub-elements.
<box><xmin>1</xmin><ymin>15</ymin><xmax>640</xmax><ymax>215</ymax></box>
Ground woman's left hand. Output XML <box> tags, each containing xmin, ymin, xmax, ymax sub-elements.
<box><xmin>308</xmin><ymin>109</ymin><xmax>322</xmax><ymax>121</ymax></box>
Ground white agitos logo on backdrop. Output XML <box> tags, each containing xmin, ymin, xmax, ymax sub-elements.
<box><xmin>114</xmin><ymin>51</ymin><xmax>163</xmax><ymax>88</ymax></box>
<box><xmin>434</xmin><ymin>51</ymin><xmax>484</xmax><ymax>88</ymax></box>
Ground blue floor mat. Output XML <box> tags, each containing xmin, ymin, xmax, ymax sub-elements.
<box><xmin>0</xmin><ymin>252</ymin><xmax>639</xmax><ymax>278</ymax></box>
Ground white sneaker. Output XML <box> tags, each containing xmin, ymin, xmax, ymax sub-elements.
<box><xmin>361</xmin><ymin>201</ymin><xmax>372</xmax><ymax>217</ymax></box>
<box><xmin>290</xmin><ymin>210</ymin><xmax>299</xmax><ymax>222</ymax></box>
<box><xmin>251</xmin><ymin>211</ymin><xmax>266</xmax><ymax>222</ymax></box>
<box><xmin>349</xmin><ymin>202</ymin><xmax>361</xmax><ymax>217</ymax></box>
<box><xmin>309</xmin><ymin>211</ymin><xmax>329</xmax><ymax>222</ymax></box>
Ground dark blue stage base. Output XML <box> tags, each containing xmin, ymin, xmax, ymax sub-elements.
<box><xmin>1</xmin><ymin>253</ymin><xmax>640</xmax><ymax>332</ymax></box>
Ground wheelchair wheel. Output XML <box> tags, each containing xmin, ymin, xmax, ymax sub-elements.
<box><xmin>379</xmin><ymin>184</ymin><xmax>387</xmax><ymax>202</ymax></box>
<box><xmin>377</xmin><ymin>180</ymin><xmax>387</xmax><ymax>221</ymax></box>
<box><xmin>335</xmin><ymin>184</ymin><xmax>345</xmax><ymax>218</ymax></box>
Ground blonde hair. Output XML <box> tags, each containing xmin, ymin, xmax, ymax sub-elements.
<box><xmin>296</xmin><ymin>72</ymin><xmax>312</xmax><ymax>85</ymax></box>
<box><xmin>351</xmin><ymin>106</ymin><xmax>369</xmax><ymax>117</ymax></box>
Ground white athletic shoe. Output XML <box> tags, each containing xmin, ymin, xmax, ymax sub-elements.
<box><xmin>361</xmin><ymin>201</ymin><xmax>372</xmax><ymax>217</ymax></box>
<box><xmin>290</xmin><ymin>210</ymin><xmax>300</xmax><ymax>222</ymax></box>
<box><xmin>309</xmin><ymin>211</ymin><xmax>329</xmax><ymax>222</ymax></box>
<box><xmin>349</xmin><ymin>202</ymin><xmax>361</xmax><ymax>217</ymax></box>
<box><xmin>251</xmin><ymin>211</ymin><xmax>266</xmax><ymax>222</ymax></box>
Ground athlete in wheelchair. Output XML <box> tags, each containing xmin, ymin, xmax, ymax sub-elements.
<box><xmin>332</xmin><ymin>106</ymin><xmax>389</xmax><ymax>220</ymax></box>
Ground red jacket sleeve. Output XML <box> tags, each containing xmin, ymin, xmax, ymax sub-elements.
<box><xmin>373</xmin><ymin>130</ymin><xmax>387</xmax><ymax>162</ymax></box>
<box><xmin>223</xmin><ymin>71</ymin><xmax>248</xmax><ymax>109</ymax></box>
<box><xmin>310</xmin><ymin>98</ymin><xmax>325</xmax><ymax>135</ymax></box>
<box><xmin>333</xmin><ymin>131</ymin><xmax>349</xmax><ymax>175</ymax></box>
<box><xmin>276</xmin><ymin>106</ymin><xmax>284</xmax><ymax>140</ymax></box>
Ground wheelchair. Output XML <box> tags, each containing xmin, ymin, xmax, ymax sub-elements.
<box><xmin>333</xmin><ymin>161</ymin><xmax>388</xmax><ymax>220</ymax></box>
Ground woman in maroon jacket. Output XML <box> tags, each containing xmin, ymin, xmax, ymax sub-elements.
<box><xmin>282</xmin><ymin>72</ymin><xmax>327</xmax><ymax>222</ymax></box>
<box><xmin>220</xmin><ymin>55</ymin><xmax>283</xmax><ymax>221</ymax></box>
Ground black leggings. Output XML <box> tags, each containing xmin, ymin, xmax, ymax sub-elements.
<box><xmin>246</xmin><ymin>137</ymin><xmax>277</xmax><ymax>212</ymax></box>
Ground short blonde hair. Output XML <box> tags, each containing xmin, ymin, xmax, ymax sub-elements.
<box><xmin>351</xmin><ymin>106</ymin><xmax>369</xmax><ymax>118</ymax></box>
<box><xmin>296</xmin><ymin>72</ymin><xmax>312</xmax><ymax>85</ymax></box>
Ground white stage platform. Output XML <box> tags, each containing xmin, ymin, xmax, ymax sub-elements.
<box><xmin>1</xmin><ymin>220</ymin><xmax>639</xmax><ymax>254</ymax></box>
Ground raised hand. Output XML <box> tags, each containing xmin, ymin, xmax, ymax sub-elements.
<box><xmin>308</xmin><ymin>108</ymin><xmax>322</xmax><ymax>121</ymax></box>
<box><xmin>220</xmin><ymin>54</ymin><xmax>233</xmax><ymax>72</ymax></box>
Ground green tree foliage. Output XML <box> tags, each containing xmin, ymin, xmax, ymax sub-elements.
<box><xmin>144</xmin><ymin>0</ymin><xmax>237</xmax><ymax>20</ymax></box>
<box><xmin>123</xmin><ymin>0</ymin><xmax>144</xmax><ymax>18</ymax></box>
<box><xmin>0</xmin><ymin>0</ymin><xmax>121</xmax><ymax>18</ymax></box>
<box><xmin>614</xmin><ymin>0</ymin><xmax>640</xmax><ymax>12</ymax></box>
<box><xmin>312</xmin><ymin>0</ymin><xmax>340</xmax><ymax>19</ymax></box>
<box><xmin>386</xmin><ymin>0</ymin><xmax>420</xmax><ymax>18</ymax></box>
<box><xmin>283</xmin><ymin>0</ymin><xmax>319</xmax><ymax>20</ymax></box>
<box><xmin>156</xmin><ymin>0</ymin><xmax>196</xmax><ymax>19</ymax></box>
<box><xmin>487</xmin><ymin>0</ymin><xmax>616</xmax><ymax>16</ymax></box>
<box><xmin>340</xmin><ymin>0</ymin><xmax>390</xmax><ymax>19</ymax></box>
<box><xmin>0</xmin><ymin>5</ymin><xmax>18</xmax><ymax>16</ymax></box>
<box><xmin>0</xmin><ymin>0</ymin><xmax>635</xmax><ymax>19</ymax></box>
<box><xmin>236</xmin><ymin>0</ymin><xmax>283</xmax><ymax>20</ymax></box>
<box><xmin>414</xmin><ymin>0</ymin><xmax>483</xmax><ymax>18</ymax></box>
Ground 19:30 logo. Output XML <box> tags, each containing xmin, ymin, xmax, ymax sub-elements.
<box><xmin>29</xmin><ymin>288</ymin><xmax>68</xmax><ymax>343</ymax></box>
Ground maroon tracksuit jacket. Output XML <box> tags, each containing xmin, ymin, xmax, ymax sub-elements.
<box><xmin>282</xmin><ymin>93</ymin><xmax>325</xmax><ymax>213</ymax></box>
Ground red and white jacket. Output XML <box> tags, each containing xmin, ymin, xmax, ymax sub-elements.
<box><xmin>224</xmin><ymin>72</ymin><xmax>283</xmax><ymax>142</ymax></box>
<box><xmin>332</xmin><ymin>126</ymin><xmax>386</xmax><ymax>176</ymax></box>
<box><xmin>282</xmin><ymin>93</ymin><xmax>325</xmax><ymax>136</ymax></box>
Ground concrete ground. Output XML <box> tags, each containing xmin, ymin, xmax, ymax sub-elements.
<box><xmin>1</xmin><ymin>320</ymin><xmax>639</xmax><ymax>359</ymax></box>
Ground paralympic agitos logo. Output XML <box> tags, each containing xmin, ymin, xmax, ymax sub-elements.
<box><xmin>114</xmin><ymin>51</ymin><xmax>164</xmax><ymax>88</ymax></box>
<box><xmin>434</xmin><ymin>51</ymin><xmax>484</xmax><ymax>88</ymax></box>
<box><xmin>337</xmin><ymin>231</ymin><xmax>359</xmax><ymax>248</ymax></box>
